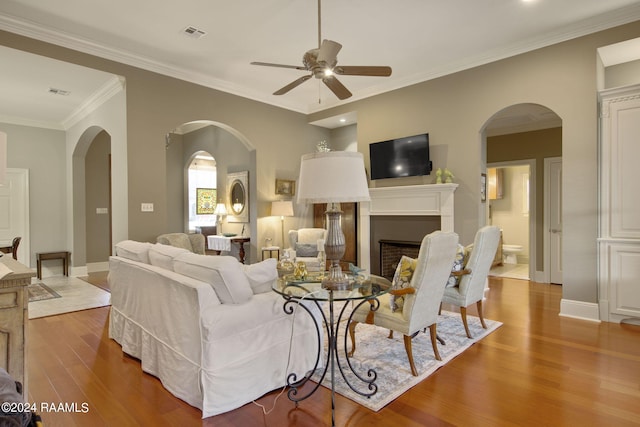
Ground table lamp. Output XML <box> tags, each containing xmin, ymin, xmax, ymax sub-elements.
<box><xmin>214</xmin><ymin>203</ymin><xmax>227</xmax><ymax>235</ymax></box>
<box><xmin>297</xmin><ymin>151</ymin><xmax>370</xmax><ymax>290</ymax></box>
<box><xmin>271</xmin><ymin>200</ymin><xmax>294</xmax><ymax>248</ymax></box>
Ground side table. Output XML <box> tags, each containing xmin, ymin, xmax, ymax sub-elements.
<box><xmin>261</xmin><ymin>246</ymin><xmax>280</xmax><ymax>260</ymax></box>
<box><xmin>272</xmin><ymin>273</ymin><xmax>391</xmax><ymax>427</ymax></box>
<box><xmin>36</xmin><ymin>251</ymin><xmax>71</xmax><ymax>279</ymax></box>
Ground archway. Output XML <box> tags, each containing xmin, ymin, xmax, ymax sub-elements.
<box><xmin>480</xmin><ymin>103</ymin><xmax>562</xmax><ymax>284</ymax></box>
<box><xmin>72</xmin><ymin>126</ymin><xmax>112</xmax><ymax>271</ymax></box>
<box><xmin>165</xmin><ymin>120</ymin><xmax>258</xmax><ymax>262</ymax></box>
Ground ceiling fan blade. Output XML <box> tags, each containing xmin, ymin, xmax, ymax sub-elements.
<box><xmin>251</xmin><ymin>61</ymin><xmax>307</xmax><ymax>71</ymax></box>
<box><xmin>322</xmin><ymin>75</ymin><xmax>352</xmax><ymax>100</ymax></box>
<box><xmin>274</xmin><ymin>75</ymin><xmax>313</xmax><ymax>95</ymax></box>
<box><xmin>317</xmin><ymin>39</ymin><xmax>342</xmax><ymax>65</ymax></box>
<box><xmin>334</xmin><ymin>65</ymin><xmax>392</xmax><ymax>77</ymax></box>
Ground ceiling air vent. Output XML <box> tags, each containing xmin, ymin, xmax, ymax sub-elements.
<box><xmin>48</xmin><ymin>88</ymin><xmax>71</xmax><ymax>96</ymax></box>
<box><xmin>182</xmin><ymin>26</ymin><xmax>206</xmax><ymax>39</ymax></box>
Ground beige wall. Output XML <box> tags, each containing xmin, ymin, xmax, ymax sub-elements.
<box><xmin>488</xmin><ymin>127</ymin><xmax>562</xmax><ymax>270</ymax></box>
<box><xmin>85</xmin><ymin>131</ymin><xmax>111</xmax><ymax>263</ymax></box>
<box><xmin>2</xmin><ymin>21</ymin><xmax>640</xmax><ymax>307</ymax></box>
<box><xmin>605</xmin><ymin>58</ymin><xmax>640</xmax><ymax>88</ymax></box>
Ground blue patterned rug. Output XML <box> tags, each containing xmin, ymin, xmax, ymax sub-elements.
<box><xmin>313</xmin><ymin>309</ymin><xmax>502</xmax><ymax>411</ymax></box>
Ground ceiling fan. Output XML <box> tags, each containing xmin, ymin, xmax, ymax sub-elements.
<box><xmin>250</xmin><ymin>0</ymin><xmax>392</xmax><ymax>100</ymax></box>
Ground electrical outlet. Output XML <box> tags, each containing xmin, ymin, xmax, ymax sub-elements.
<box><xmin>141</xmin><ymin>203</ymin><xmax>154</xmax><ymax>212</ymax></box>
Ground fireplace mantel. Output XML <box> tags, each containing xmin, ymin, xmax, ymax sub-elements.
<box><xmin>358</xmin><ymin>183</ymin><xmax>458</xmax><ymax>272</ymax></box>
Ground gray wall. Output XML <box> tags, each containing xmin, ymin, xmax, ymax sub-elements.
<box><xmin>0</xmin><ymin>122</ymin><xmax>66</xmax><ymax>268</ymax></box>
<box><xmin>605</xmin><ymin>58</ymin><xmax>640</xmax><ymax>88</ymax></box>
<box><xmin>85</xmin><ymin>130</ymin><xmax>111</xmax><ymax>263</ymax></box>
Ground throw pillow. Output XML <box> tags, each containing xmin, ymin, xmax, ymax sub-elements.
<box><xmin>390</xmin><ymin>255</ymin><xmax>417</xmax><ymax>312</ymax></box>
<box><xmin>243</xmin><ymin>258</ymin><xmax>278</xmax><ymax>294</ymax></box>
<box><xmin>148</xmin><ymin>243</ymin><xmax>190</xmax><ymax>271</ymax></box>
<box><xmin>446</xmin><ymin>244</ymin><xmax>469</xmax><ymax>288</ymax></box>
<box><xmin>295</xmin><ymin>243</ymin><xmax>318</xmax><ymax>257</ymax></box>
<box><xmin>173</xmin><ymin>253</ymin><xmax>253</xmax><ymax>304</ymax></box>
<box><xmin>115</xmin><ymin>240</ymin><xmax>152</xmax><ymax>264</ymax></box>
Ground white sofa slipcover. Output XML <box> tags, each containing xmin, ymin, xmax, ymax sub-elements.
<box><xmin>108</xmin><ymin>241</ymin><xmax>320</xmax><ymax>417</ymax></box>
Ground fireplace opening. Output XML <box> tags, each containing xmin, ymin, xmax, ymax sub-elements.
<box><xmin>369</xmin><ymin>215</ymin><xmax>440</xmax><ymax>277</ymax></box>
<box><xmin>379</xmin><ymin>240</ymin><xmax>421</xmax><ymax>280</ymax></box>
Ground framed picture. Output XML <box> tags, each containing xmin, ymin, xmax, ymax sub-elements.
<box><xmin>196</xmin><ymin>188</ymin><xmax>217</xmax><ymax>214</ymax></box>
<box><xmin>480</xmin><ymin>173</ymin><xmax>487</xmax><ymax>202</ymax></box>
<box><xmin>275</xmin><ymin>179</ymin><xmax>295</xmax><ymax>196</ymax></box>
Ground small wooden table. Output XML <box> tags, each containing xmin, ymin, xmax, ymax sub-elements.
<box><xmin>36</xmin><ymin>251</ymin><xmax>71</xmax><ymax>279</ymax></box>
<box><xmin>206</xmin><ymin>236</ymin><xmax>251</xmax><ymax>264</ymax></box>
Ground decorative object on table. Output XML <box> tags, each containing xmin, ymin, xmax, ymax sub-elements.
<box><xmin>196</xmin><ymin>188</ymin><xmax>216</xmax><ymax>215</ymax></box>
<box><xmin>348</xmin><ymin>263</ymin><xmax>364</xmax><ymax>276</ymax></box>
<box><xmin>222</xmin><ymin>233</ymin><xmax>237</xmax><ymax>237</ymax></box>
<box><xmin>444</xmin><ymin>168</ymin><xmax>454</xmax><ymax>183</ymax></box>
<box><xmin>276</xmin><ymin>252</ymin><xmax>295</xmax><ymax>277</ymax></box>
<box><xmin>296</xmin><ymin>151</ymin><xmax>370</xmax><ymax>290</ymax></box>
<box><xmin>294</xmin><ymin>261</ymin><xmax>308</xmax><ymax>280</ymax></box>
<box><xmin>435</xmin><ymin>168</ymin><xmax>443</xmax><ymax>184</ymax></box>
<box><xmin>227</xmin><ymin>171</ymin><xmax>249</xmax><ymax>223</ymax></box>
<box><xmin>213</xmin><ymin>203</ymin><xmax>227</xmax><ymax>235</ymax></box>
<box><xmin>275</xmin><ymin>179</ymin><xmax>296</xmax><ymax>196</ymax></box>
<box><xmin>271</xmin><ymin>200</ymin><xmax>294</xmax><ymax>247</ymax></box>
<box><xmin>316</xmin><ymin>140</ymin><xmax>331</xmax><ymax>152</ymax></box>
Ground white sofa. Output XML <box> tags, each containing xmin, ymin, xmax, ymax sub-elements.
<box><xmin>108</xmin><ymin>240</ymin><xmax>321</xmax><ymax>417</ymax></box>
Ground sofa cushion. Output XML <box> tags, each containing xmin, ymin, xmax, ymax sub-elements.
<box><xmin>115</xmin><ymin>240</ymin><xmax>152</xmax><ymax>264</ymax></box>
<box><xmin>173</xmin><ymin>253</ymin><xmax>253</xmax><ymax>304</ymax></box>
<box><xmin>149</xmin><ymin>243</ymin><xmax>190</xmax><ymax>271</ymax></box>
<box><xmin>243</xmin><ymin>258</ymin><xmax>278</xmax><ymax>294</ymax></box>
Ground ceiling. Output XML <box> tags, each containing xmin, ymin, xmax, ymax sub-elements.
<box><xmin>1</xmin><ymin>0</ymin><xmax>640</xmax><ymax>131</ymax></box>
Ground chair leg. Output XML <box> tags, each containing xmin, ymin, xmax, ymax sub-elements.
<box><xmin>388</xmin><ymin>330</ymin><xmax>394</xmax><ymax>339</ymax></box>
<box><xmin>348</xmin><ymin>321</ymin><xmax>358</xmax><ymax>357</ymax></box>
<box><xmin>461</xmin><ymin>306</ymin><xmax>472</xmax><ymax>338</ymax></box>
<box><xmin>403</xmin><ymin>335</ymin><xmax>419</xmax><ymax>376</ymax></box>
<box><xmin>477</xmin><ymin>300</ymin><xmax>488</xmax><ymax>329</ymax></box>
<box><xmin>429</xmin><ymin>324</ymin><xmax>442</xmax><ymax>361</ymax></box>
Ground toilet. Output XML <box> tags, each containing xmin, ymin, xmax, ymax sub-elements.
<box><xmin>502</xmin><ymin>244</ymin><xmax>523</xmax><ymax>264</ymax></box>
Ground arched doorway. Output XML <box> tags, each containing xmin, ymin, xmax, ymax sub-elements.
<box><xmin>481</xmin><ymin>103</ymin><xmax>562</xmax><ymax>284</ymax></box>
<box><xmin>72</xmin><ymin>126</ymin><xmax>112</xmax><ymax>271</ymax></box>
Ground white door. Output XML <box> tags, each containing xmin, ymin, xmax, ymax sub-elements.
<box><xmin>548</xmin><ymin>158</ymin><xmax>562</xmax><ymax>284</ymax></box>
<box><xmin>0</xmin><ymin>169</ymin><xmax>30</xmax><ymax>265</ymax></box>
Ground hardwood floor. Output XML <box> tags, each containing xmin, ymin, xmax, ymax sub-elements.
<box><xmin>27</xmin><ymin>276</ymin><xmax>640</xmax><ymax>426</ymax></box>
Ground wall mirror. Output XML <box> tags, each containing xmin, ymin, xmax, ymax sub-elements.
<box><xmin>227</xmin><ymin>171</ymin><xmax>249</xmax><ymax>222</ymax></box>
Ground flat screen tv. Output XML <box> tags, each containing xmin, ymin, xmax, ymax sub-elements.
<box><xmin>369</xmin><ymin>133</ymin><xmax>432</xmax><ymax>180</ymax></box>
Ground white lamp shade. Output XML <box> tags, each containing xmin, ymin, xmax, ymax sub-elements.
<box><xmin>271</xmin><ymin>200</ymin><xmax>294</xmax><ymax>217</ymax></box>
<box><xmin>296</xmin><ymin>151</ymin><xmax>370</xmax><ymax>204</ymax></box>
<box><xmin>213</xmin><ymin>203</ymin><xmax>228</xmax><ymax>215</ymax></box>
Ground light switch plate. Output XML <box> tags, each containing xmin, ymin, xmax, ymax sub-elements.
<box><xmin>141</xmin><ymin>203</ymin><xmax>154</xmax><ymax>212</ymax></box>
<box><xmin>96</xmin><ymin>207</ymin><xmax>109</xmax><ymax>214</ymax></box>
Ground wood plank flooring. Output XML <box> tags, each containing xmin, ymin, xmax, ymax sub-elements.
<box><xmin>26</xmin><ymin>276</ymin><xmax>640</xmax><ymax>426</ymax></box>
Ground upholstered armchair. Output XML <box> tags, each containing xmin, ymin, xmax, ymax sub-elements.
<box><xmin>348</xmin><ymin>231</ymin><xmax>459</xmax><ymax>376</ymax></box>
<box><xmin>156</xmin><ymin>233</ymin><xmax>206</xmax><ymax>255</ymax></box>
<box><xmin>287</xmin><ymin>228</ymin><xmax>328</xmax><ymax>271</ymax></box>
<box><xmin>441</xmin><ymin>225</ymin><xmax>500</xmax><ymax>338</ymax></box>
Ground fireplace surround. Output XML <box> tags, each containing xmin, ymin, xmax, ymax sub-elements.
<box><xmin>358</xmin><ymin>183</ymin><xmax>458</xmax><ymax>274</ymax></box>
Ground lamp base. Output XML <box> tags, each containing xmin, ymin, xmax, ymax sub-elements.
<box><xmin>321</xmin><ymin>262</ymin><xmax>350</xmax><ymax>291</ymax></box>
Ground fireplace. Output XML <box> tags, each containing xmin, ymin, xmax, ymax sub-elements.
<box><xmin>358</xmin><ymin>184</ymin><xmax>458</xmax><ymax>274</ymax></box>
<box><xmin>379</xmin><ymin>240</ymin><xmax>421</xmax><ymax>280</ymax></box>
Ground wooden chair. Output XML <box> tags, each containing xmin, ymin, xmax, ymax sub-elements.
<box><xmin>0</xmin><ymin>237</ymin><xmax>21</xmax><ymax>260</ymax></box>
<box><xmin>348</xmin><ymin>231</ymin><xmax>459</xmax><ymax>376</ymax></box>
<box><xmin>441</xmin><ymin>225</ymin><xmax>500</xmax><ymax>338</ymax></box>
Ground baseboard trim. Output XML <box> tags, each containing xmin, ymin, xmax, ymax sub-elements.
<box><xmin>559</xmin><ymin>299</ymin><xmax>601</xmax><ymax>322</ymax></box>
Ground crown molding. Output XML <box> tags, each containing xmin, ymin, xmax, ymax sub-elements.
<box><xmin>62</xmin><ymin>75</ymin><xmax>125</xmax><ymax>130</ymax></box>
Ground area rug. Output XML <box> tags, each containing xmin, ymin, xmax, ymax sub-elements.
<box><xmin>28</xmin><ymin>276</ymin><xmax>111</xmax><ymax>319</ymax></box>
<box><xmin>28</xmin><ymin>282</ymin><xmax>62</xmax><ymax>302</ymax></box>
<box><xmin>313</xmin><ymin>309</ymin><xmax>501</xmax><ymax>412</ymax></box>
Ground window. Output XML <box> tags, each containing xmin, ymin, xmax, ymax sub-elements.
<box><xmin>188</xmin><ymin>151</ymin><xmax>217</xmax><ymax>231</ymax></box>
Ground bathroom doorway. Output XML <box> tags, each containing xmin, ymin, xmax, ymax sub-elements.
<box><xmin>487</xmin><ymin>160</ymin><xmax>535</xmax><ymax>280</ymax></box>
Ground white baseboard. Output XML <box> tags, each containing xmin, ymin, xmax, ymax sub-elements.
<box><xmin>559</xmin><ymin>299</ymin><xmax>601</xmax><ymax>322</ymax></box>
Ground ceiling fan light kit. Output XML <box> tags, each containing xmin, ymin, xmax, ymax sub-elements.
<box><xmin>250</xmin><ymin>0</ymin><xmax>392</xmax><ymax>100</ymax></box>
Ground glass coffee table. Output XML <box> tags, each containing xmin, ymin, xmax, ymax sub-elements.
<box><xmin>272</xmin><ymin>272</ymin><xmax>391</xmax><ymax>427</ymax></box>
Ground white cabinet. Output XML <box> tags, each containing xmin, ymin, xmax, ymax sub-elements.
<box><xmin>599</xmin><ymin>84</ymin><xmax>640</xmax><ymax>323</ymax></box>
